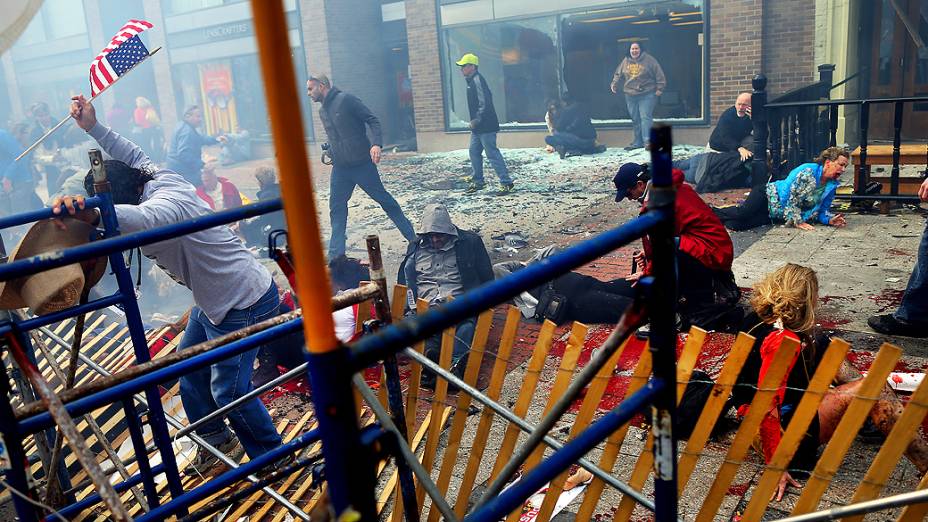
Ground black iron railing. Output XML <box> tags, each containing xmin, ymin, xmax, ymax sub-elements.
<box><xmin>750</xmin><ymin>66</ymin><xmax>928</xmax><ymax>202</ymax></box>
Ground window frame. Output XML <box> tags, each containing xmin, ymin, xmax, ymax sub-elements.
<box><xmin>436</xmin><ymin>0</ymin><xmax>712</xmax><ymax>132</ymax></box>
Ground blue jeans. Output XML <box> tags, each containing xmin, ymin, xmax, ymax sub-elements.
<box><xmin>896</xmin><ymin>222</ymin><xmax>928</xmax><ymax>324</ymax></box>
<box><xmin>625</xmin><ymin>92</ymin><xmax>658</xmax><ymax>147</ymax></box>
<box><xmin>424</xmin><ymin>316</ymin><xmax>476</xmax><ymax>376</ymax></box>
<box><xmin>328</xmin><ymin>161</ymin><xmax>416</xmax><ymax>259</ymax></box>
<box><xmin>673</xmin><ymin>156</ymin><xmax>698</xmax><ymax>184</ymax></box>
<box><xmin>179</xmin><ymin>282</ymin><xmax>283</xmax><ymax>458</ymax></box>
<box><xmin>544</xmin><ymin>132</ymin><xmax>596</xmax><ymax>154</ymax></box>
<box><xmin>469</xmin><ymin>132</ymin><xmax>512</xmax><ymax>185</ymax></box>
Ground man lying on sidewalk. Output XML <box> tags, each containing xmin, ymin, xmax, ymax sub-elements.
<box><xmin>53</xmin><ymin>95</ymin><xmax>283</xmax><ymax>477</ymax></box>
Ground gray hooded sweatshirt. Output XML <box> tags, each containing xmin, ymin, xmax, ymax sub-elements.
<box><xmin>414</xmin><ymin>204</ymin><xmax>461</xmax><ymax>304</ymax></box>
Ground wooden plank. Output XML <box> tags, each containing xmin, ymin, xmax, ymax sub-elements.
<box><xmin>452</xmin><ymin>306</ymin><xmax>521</xmax><ymax>518</ymax></box>
<box><xmin>356</xmin><ymin>295</ymin><xmax>371</xmax><ymax>333</ymax></box>
<box><xmin>677</xmin><ymin>332</ymin><xmax>754</xmax><ymax>493</ymax></box>
<box><xmin>389</xmin><ymin>294</ymin><xmax>426</xmax><ymax>522</ymax></box>
<box><xmin>374</xmin><ymin>409</ymin><xmax>437</xmax><ymax>518</ymax></box>
<box><xmin>414</xmin><ymin>320</ymin><xmax>457</xmax><ymax>510</ymax></box>
<box><xmin>574</xmin><ymin>347</ymin><xmax>652</xmax><ymax>521</ymax></box>
<box><xmin>503</xmin><ymin>321</ymin><xmax>588</xmax><ymax>522</ymax></box>
<box><xmin>896</xmin><ymin>469</ymin><xmax>928</xmax><ymax>521</ymax></box>
<box><xmin>741</xmin><ymin>338</ymin><xmax>851</xmax><ymax>520</ymax></box>
<box><xmin>846</xmin><ymin>363</ymin><xmax>928</xmax><ymax>522</ymax></box>
<box><xmin>693</xmin><ymin>335</ymin><xmax>802</xmax><ymax>522</ymax></box>
<box><xmin>427</xmin><ymin>309</ymin><xmax>494</xmax><ymax>522</ymax></box>
<box><xmin>487</xmin><ymin>320</ymin><xmax>557</xmax><ymax>486</ymax></box>
<box><xmin>245</xmin><ymin>413</ymin><xmax>316</xmax><ymax>521</ymax></box>
<box><xmin>535</xmin><ymin>336</ymin><xmax>633</xmax><ymax>522</ymax></box>
<box><xmin>790</xmin><ymin>343</ymin><xmax>903</xmax><ymax>516</ymax></box>
<box><xmin>613</xmin><ymin>328</ymin><xmax>707</xmax><ymax>522</ymax></box>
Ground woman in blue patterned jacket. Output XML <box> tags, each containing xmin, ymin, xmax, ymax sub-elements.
<box><xmin>713</xmin><ymin>146</ymin><xmax>849</xmax><ymax>231</ymax></box>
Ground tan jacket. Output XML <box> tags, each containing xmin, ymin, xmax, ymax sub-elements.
<box><xmin>611</xmin><ymin>52</ymin><xmax>666</xmax><ymax>96</ymax></box>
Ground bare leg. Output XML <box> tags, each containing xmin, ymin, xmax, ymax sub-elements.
<box><xmin>818</xmin><ymin>379</ymin><xmax>928</xmax><ymax>474</ymax></box>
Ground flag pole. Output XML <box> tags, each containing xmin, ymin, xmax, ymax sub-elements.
<box><xmin>14</xmin><ymin>46</ymin><xmax>162</xmax><ymax>163</ymax></box>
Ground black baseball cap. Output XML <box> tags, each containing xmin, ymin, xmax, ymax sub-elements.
<box><xmin>613</xmin><ymin>163</ymin><xmax>648</xmax><ymax>201</ymax></box>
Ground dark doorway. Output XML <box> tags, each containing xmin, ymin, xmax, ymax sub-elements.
<box><xmin>382</xmin><ymin>19</ymin><xmax>417</xmax><ymax>151</ymax></box>
<box><xmin>863</xmin><ymin>0</ymin><xmax>928</xmax><ymax>140</ymax></box>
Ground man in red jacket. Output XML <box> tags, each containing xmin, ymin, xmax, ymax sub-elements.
<box><xmin>613</xmin><ymin>163</ymin><xmax>740</xmax><ymax>330</ymax></box>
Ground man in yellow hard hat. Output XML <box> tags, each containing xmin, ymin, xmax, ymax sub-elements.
<box><xmin>456</xmin><ymin>53</ymin><xmax>513</xmax><ymax>196</ymax></box>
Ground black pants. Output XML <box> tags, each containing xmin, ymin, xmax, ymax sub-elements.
<box><xmin>713</xmin><ymin>183</ymin><xmax>772</xmax><ymax>231</ymax></box>
<box><xmin>563</xmin><ymin>276</ymin><xmax>636</xmax><ymax>324</ymax></box>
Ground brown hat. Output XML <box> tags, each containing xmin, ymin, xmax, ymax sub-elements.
<box><xmin>0</xmin><ymin>219</ymin><xmax>108</xmax><ymax>316</ymax></box>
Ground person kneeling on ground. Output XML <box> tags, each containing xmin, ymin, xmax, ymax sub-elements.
<box><xmin>543</xmin><ymin>94</ymin><xmax>605</xmax><ymax>159</ymax></box>
<box><xmin>612</xmin><ymin>163</ymin><xmax>742</xmax><ymax>331</ymax></box>
<box><xmin>398</xmin><ymin>203</ymin><xmax>493</xmax><ymax>390</ymax></box>
<box><xmin>494</xmin><ymin>245</ymin><xmax>635</xmax><ymax>325</ymax></box>
<box><xmin>728</xmin><ymin>264</ymin><xmax>928</xmax><ymax>500</ymax></box>
<box><xmin>713</xmin><ymin>146</ymin><xmax>849</xmax><ymax>231</ymax></box>
<box><xmin>57</xmin><ymin>95</ymin><xmax>284</xmax><ymax>477</ymax></box>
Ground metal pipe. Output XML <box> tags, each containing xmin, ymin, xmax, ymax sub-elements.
<box><xmin>134</xmin><ymin>429</ymin><xmax>320</xmax><ymax>522</ymax></box>
<box><xmin>856</xmin><ymin>102</ymin><xmax>870</xmax><ymax>196</ymax></box>
<box><xmin>0</xmin><ymin>350</ymin><xmax>42</xmax><ymax>521</ymax></box>
<box><xmin>176</xmin><ymin>361</ymin><xmax>308</xmax><ymax>439</ymax></box>
<box><xmin>349</xmin><ymin>211</ymin><xmax>666</xmax><ymax>371</ymax></box>
<box><xmin>645</xmin><ymin>125</ymin><xmax>679</xmax><ymax>522</ymax></box>
<box><xmin>24</xmin><ymin>282</ymin><xmax>374</xmax><ymax>423</ymax></box>
<box><xmin>43</xmin><ymin>331</ymin><xmax>313</xmax><ymax>521</ymax></box>
<box><xmin>476</xmin><ymin>298</ymin><xmax>647</xmax><ymax>507</ymax></box>
<box><xmin>834</xmin><ymin>194</ymin><xmax>921</xmax><ymax>202</ymax></box>
<box><xmin>403</xmin><ymin>348</ymin><xmax>657</xmax><ymax>512</ymax></box>
<box><xmin>251</xmin><ymin>1</ymin><xmax>361</xmax><ymax>515</ymax></box>
<box><xmin>5</xmin><ymin>331</ymin><xmax>132</xmax><ymax>521</ymax></box>
<box><xmin>18</xmin><ymin>319</ymin><xmax>302</xmax><ymax>433</ymax></box>
<box><xmin>891</xmin><ymin>100</ymin><xmax>904</xmax><ymax>196</ymax></box>
<box><xmin>464</xmin><ymin>380</ymin><xmax>665</xmax><ymax>522</ymax></box>
<box><xmin>0</xmin><ymin>294</ymin><xmax>122</xmax><ymax>337</ymax></box>
<box><xmin>365</xmin><ymin>235</ymin><xmax>419</xmax><ymax>522</ymax></box>
<box><xmin>54</xmin><ymin>464</ymin><xmax>165</xmax><ymax>520</ymax></box>
<box><xmin>353</xmin><ymin>375</ymin><xmax>456</xmax><ymax>521</ymax></box>
<box><xmin>0</xmin><ymin>196</ymin><xmax>104</xmax><ymax>231</ymax></box>
<box><xmin>775</xmin><ymin>488</ymin><xmax>928</xmax><ymax>522</ymax></box>
<box><xmin>0</xmin><ymin>198</ymin><xmax>282</xmax><ymax>283</ymax></box>
<box><xmin>764</xmin><ymin>95</ymin><xmax>928</xmax><ymax>108</ymax></box>
<box><xmin>18</xmin><ymin>284</ymin><xmax>377</xmax><ymax>420</ymax></box>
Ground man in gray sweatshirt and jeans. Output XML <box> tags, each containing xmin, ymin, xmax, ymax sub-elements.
<box><xmin>54</xmin><ymin>95</ymin><xmax>283</xmax><ymax>476</ymax></box>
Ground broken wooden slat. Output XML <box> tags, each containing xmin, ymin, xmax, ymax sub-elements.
<box><xmin>534</xmin><ymin>336</ymin><xmax>632</xmax><ymax>522</ymax></box>
<box><xmin>613</xmin><ymin>327</ymin><xmax>707</xmax><ymax>522</ymax></box>
<box><xmin>741</xmin><ymin>338</ymin><xmax>851</xmax><ymax>520</ymax></box>
<box><xmin>677</xmin><ymin>332</ymin><xmax>754</xmax><ymax>493</ymax></box>
<box><xmin>414</xmin><ymin>320</ymin><xmax>457</xmax><ymax>511</ymax></box>
<box><xmin>452</xmin><ymin>305</ymin><xmax>521</xmax><ymax>518</ymax></box>
<box><xmin>790</xmin><ymin>343</ymin><xmax>902</xmax><ymax>516</ymax></box>
<box><xmin>375</xmin><ymin>409</ymin><xmax>438</xmax><ymax>517</ymax></box>
<box><xmin>896</xmin><ymin>469</ymin><xmax>928</xmax><ymax>521</ymax></box>
<box><xmin>427</xmin><ymin>308</ymin><xmax>494</xmax><ymax>522</ymax></box>
<box><xmin>693</xmin><ymin>335</ymin><xmax>802</xmax><ymax>522</ymax></box>
<box><xmin>245</xmin><ymin>413</ymin><xmax>316</xmax><ymax>521</ymax></box>
<box><xmin>574</xmin><ymin>346</ymin><xmax>652</xmax><ymax>521</ymax></box>
<box><xmin>502</xmin><ymin>321</ymin><xmax>588</xmax><ymax>522</ymax></box>
<box><xmin>846</xmin><ymin>362</ymin><xmax>928</xmax><ymax>522</ymax></box>
<box><xmin>487</xmin><ymin>320</ymin><xmax>557</xmax><ymax>486</ymax></box>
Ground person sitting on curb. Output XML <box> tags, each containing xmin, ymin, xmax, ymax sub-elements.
<box><xmin>195</xmin><ymin>160</ymin><xmax>245</xmax><ymax>212</ymax></box>
<box><xmin>398</xmin><ymin>203</ymin><xmax>493</xmax><ymax>390</ymax></box>
<box><xmin>712</xmin><ymin>146</ymin><xmax>848</xmax><ymax>231</ymax></box>
<box><xmin>612</xmin><ymin>163</ymin><xmax>741</xmax><ymax>332</ymax></box>
<box><xmin>56</xmin><ymin>95</ymin><xmax>284</xmax><ymax>477</ymax></box>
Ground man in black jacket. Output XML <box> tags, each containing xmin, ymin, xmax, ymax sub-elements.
<box><xmin>544</xmin><ymin>94</ymin><xmax>602</xmax><ymax>159</ymax></box>
<box><xmin>456</xmin><ymin>53</ymin><xmax>514</xmax><ymax>195</ymax></box>
<box><xmin>307</xmin><ymin>74</ymin><xmax>416</xmax><ymax>259</ymax></box>
<box><xmin>398</xmin><ymin>203</ymin><xmax>493</xmax><ymax>388</ymax></box>
<box><xmin>708</xmin><ymin>92</ymin><xmax>754</xmax><ymax>161</ymax></box>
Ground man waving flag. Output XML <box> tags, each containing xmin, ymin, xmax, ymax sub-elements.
<box><xmin>90</xmin><ymin>19</ymin><xmax>154</xmax><ymax>96</ymax></box>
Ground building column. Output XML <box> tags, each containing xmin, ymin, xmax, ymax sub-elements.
<box><xmin>142</xmin><ymin>0</ymin><xmax>177</xmax><ymax>142</ymax></box>
<box><xmin>405</xmin><ymin>0</ymin><xmax>443</xmax><ymax>138</ymax></box>
<box><xmin>298</xmin><ymin>0</ymin><xmax>332</xmax><ymax>142</ymax></box>
<box><xmin>814</xmin><ymin>0</ymin><xmax>854</xmax><ymax>143</ymax></box>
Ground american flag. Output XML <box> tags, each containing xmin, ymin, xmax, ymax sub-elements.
<box><xmin>89</xmin><ymin>19</ymin><xmax>154</xmax><ymax>97</ymax></box>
